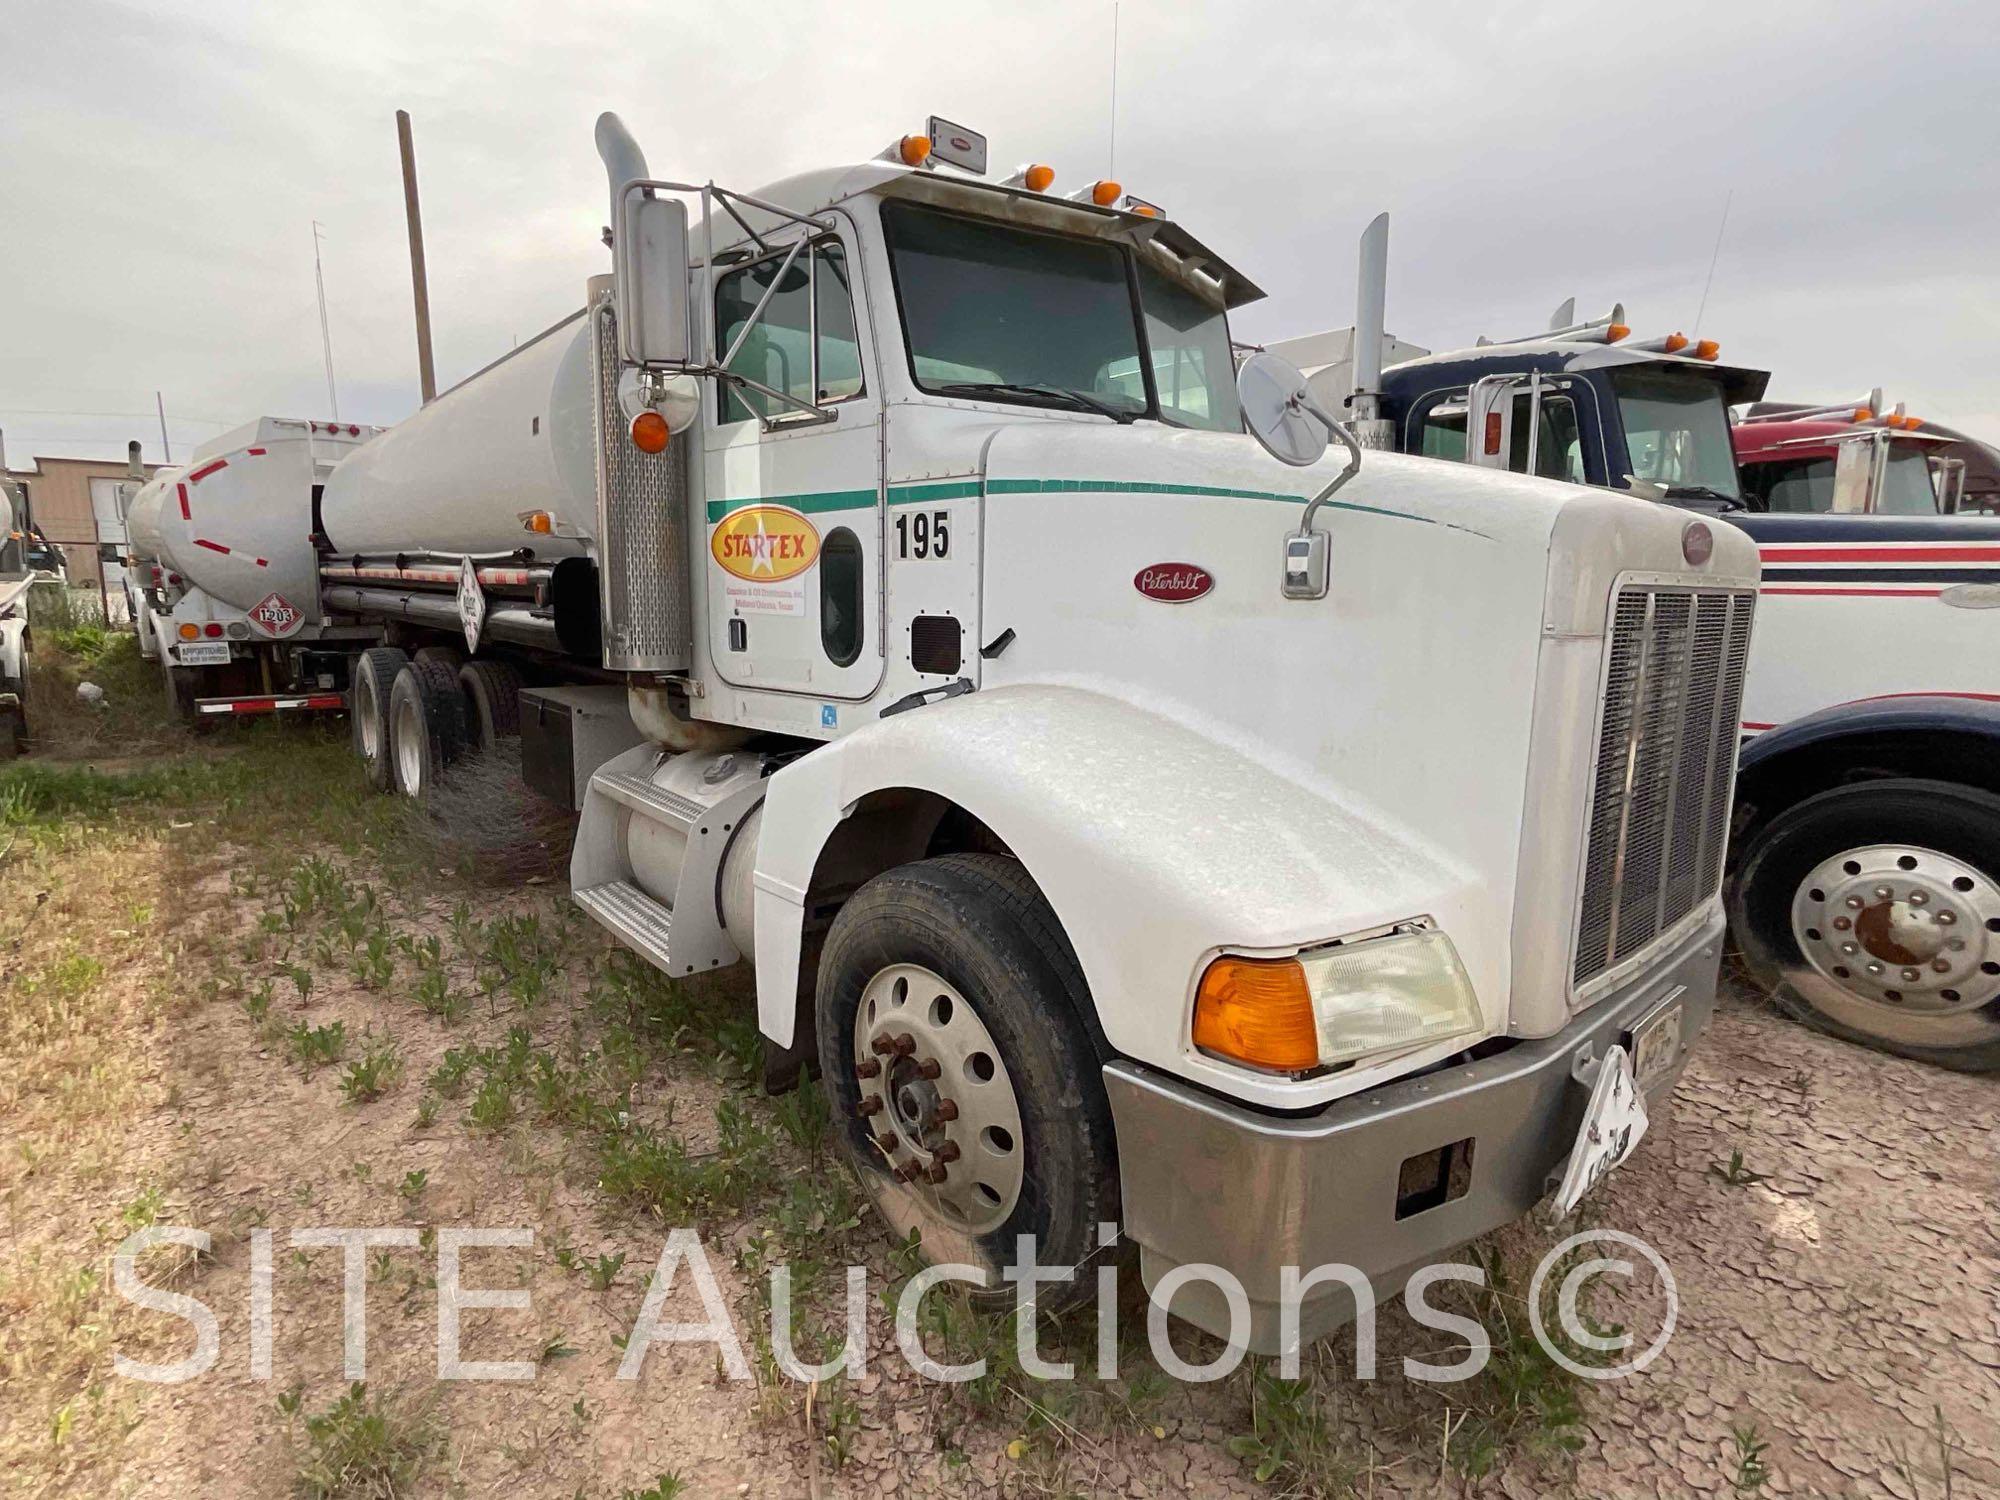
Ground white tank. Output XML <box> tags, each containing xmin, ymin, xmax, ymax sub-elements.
<box><xmin>319</xmin><ymin>309</ymin><xmax>599</xmax><ymax>561</ymax></box>
<box><xmin>126</xmin><ymin>419</ymin><xmax>378</xmax><ymax>621</ymax></box>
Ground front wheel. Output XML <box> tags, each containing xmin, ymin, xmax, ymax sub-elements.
<box><xmin>1729</xmin><ymin>778</ymin><xmax>2000</xmax><ymax>1073</ymax></box>
<box><xmin>815</xmin><ymin>854</ymin><xmax>1119</xmax><ymax>1308</ymax></box>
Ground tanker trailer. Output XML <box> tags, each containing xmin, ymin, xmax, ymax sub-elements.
<box><xmin>125</xmin><ymin>416</ymin><xmax>385</xmax><ymax>719</ymax></box>
<box><xmin>306</xmin><ymin>110</ymin><xmax>1759</xmax><ymax>1351</ymax></box>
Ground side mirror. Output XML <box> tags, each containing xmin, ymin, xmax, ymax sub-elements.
<box><xmin>613</xmin><ymin>187</ymin><xmax>691</xmax><ymax>370</ymax></box>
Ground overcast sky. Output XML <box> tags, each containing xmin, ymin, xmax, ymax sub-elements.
<box><xmin>4</xmin><ymin>0</ymin><xmax>1996</xmax><ymax>465</ymax></box>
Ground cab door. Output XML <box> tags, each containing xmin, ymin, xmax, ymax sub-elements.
<box><xmin>703</xmin><ymin>221</ymin><xmax>885</xmax><ymax>700</ymax></box>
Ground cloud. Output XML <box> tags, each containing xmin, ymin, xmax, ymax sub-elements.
<box><xmin>4</xmin><ymin>0</ymin><xmax>1996</xmax><ymax>461</ymax></box>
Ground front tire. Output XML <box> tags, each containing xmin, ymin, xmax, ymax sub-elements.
<box><xmin>1730</xmin><ymin>778</ymin><xmax>2000</xmax><ymax>1073</ymax></box>
<box><xmin>815</xmin><ymin>854</ymin><xmax>1118</xmax><ymax>1309</ymax></box>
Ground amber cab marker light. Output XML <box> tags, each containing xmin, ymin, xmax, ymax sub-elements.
<box><xmin>629</xmin><ymin>410</ymin><xmax>670</xmax><ymax>454</ymax></box>
<box><xmin>1852</xmin><ymin>407</ymin><xmax>1875</xmax><ymax>422</ymax></box>
<box><xmin>1024</xmin><ymin>163</ymin><xmax>1055</xmax><ymax>192</ymax></box>
<box><xmin>522</xmin><ymin>510</ymin><xmax>555</xmax><ymax>535</ymax></box>
<box><xmin>1192</xmin><ymin>956</ymin><xmax>1320</xmax><ymax>1074</ymax></box>
<box><xmin>899</xmin><ymin>135</ymin><xmax>932</xmax><ymax>167</ymax></box>
<box><xmin>1091</xmin><ymin>179</ymin><xmax>1122</xmax><ymax>206</ymax></box>
<box><xmin>1692</xmin><ymin>339</ymin><xmax>1720</xmax><ymax>361</ymax></box>
<box><xmin>1605</xmin><ymin>323</ymin><xmax>1631</xmax><ymax>343</ymax></box>
<box><xmin>1662</xmin><ymin>332</ymin><xmax>1689</xmax><ymax>353</ymax></box>
<box><xmin>177</xmin><ymin>622</ymin><xmax>199</xmax><ymax>640</ymax></box>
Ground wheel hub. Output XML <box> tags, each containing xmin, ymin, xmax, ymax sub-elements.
<box><xmin>1791</xmin><ymin>843</ymin><xmax>2000</xmax><ymax>1014</ymax></box>
<box><xmin>851</xmin><ymin>963</ymin><xmax>1025</xmax><ymax>1235</ymax></box>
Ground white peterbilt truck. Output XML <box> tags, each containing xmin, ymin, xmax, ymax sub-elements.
<box><xmin>283</xmin><ymin>114</ymin><xmax>1755</xmax><ymax>1349</ymax></box>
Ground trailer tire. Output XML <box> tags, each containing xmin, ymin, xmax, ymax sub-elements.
<box><xmin>350</xmin><ymin>647</ymin><xmax>410</xmax><ymax>791</ymax></box>
<box><xmin>457</xmin><ymin>660</ymin><xmax>523</xmax><ymax>752</ymax></box>
<box><xmin>387</xmin><ymin>657</ymin><xmax>467</xmax><ymax>799</ymax></box>
<box><xmin>815</xmin><ymin>854</ymin><xmax>1118</xmax><ymax>1311</ymax></box>
<box><xmin>411</xmin><ymin>644</ymin><xmax>465</xmax><ymax>673</ymax></box>
<box><xmin>1730</xmin><ymin>778</ymin><xmax>2000</xmax><ymax>1074</ymax></box>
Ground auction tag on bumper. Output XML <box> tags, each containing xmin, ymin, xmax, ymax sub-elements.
<box><xmin>173</xmin><ymin>641</ymin><xmax>231</xmax><ymax>666</ymax></box>
<box><xmin>1554</xmin><ymin>1043</ymin><xmax>1649</xmax><ymax>1217</ymax></box>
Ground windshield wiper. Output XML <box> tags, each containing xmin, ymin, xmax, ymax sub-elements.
<box><xmin>1663</xmin><ymin>484</ymin><xmax>1746</xmax><ymax>512</ymax></box>
<box><xmin>934</xmin><ymin>381</ymin><xmax>1140</xmax><ymax>425</ymax></box>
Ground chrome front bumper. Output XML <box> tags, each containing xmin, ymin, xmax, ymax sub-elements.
<box><xmin>1104</xmin><ymin>906</ymin><xmax>1724</xmax><ymax>1354</ymax></box>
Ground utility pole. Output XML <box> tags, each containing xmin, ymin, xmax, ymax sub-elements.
<box><xmin>397</xmin><ymin>110</ymin><xmax>438</xmax><ymax>404</ymax></box>
<box><xmin>312</xmin><ymin>220</ymin><xmax>340</xmax><ymax>419</ymax></box>
<box><xmin>155</xmin><ymin>390</ymin><xmax>172</xmax><ymax>463</ymax></box>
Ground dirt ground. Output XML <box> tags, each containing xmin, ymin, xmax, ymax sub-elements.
<box><xmin>2</xmin><ymin>637</ymin><xmax>1995</xmax><ymax>1499</ymax></box>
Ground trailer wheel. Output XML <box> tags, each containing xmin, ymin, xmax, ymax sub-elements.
<box><xmin>411</xmin><ymin>644</ymin><xmax>465</xmax><ymax>673</ymax></box>
<box><xmin>815</xmin><ymin>854</ymin><xmax>1118</xmax><ymax>1308</ymax></box>
<box><xmin>350</xmin><ymin>647</ymin><xmax>409</xmax><ymax>791</ymax></box>
<box><xmin>388</xmin><ymin>657</ymin><xmax>467</xmax><ymax>798</ymax></box>
<box><xmin>457</xmin><ymin>660</ymin><xmax>523</xmax><ymax>752</ymax></box>
<box><xmin>1730</xmin><ymin>778</ymin><xmax>2000</xmax><ymax>1074</ymax></box>
<box><xmin>1</xmin><ymin>675</ymin><xmax>25</xmax><ymax>758</ymax></box>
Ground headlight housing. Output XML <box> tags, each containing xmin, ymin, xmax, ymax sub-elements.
<box><xmin>1193</xmin><ymin>921</ymin><xmax>1483</xmax><ymax>1076</ymax></box>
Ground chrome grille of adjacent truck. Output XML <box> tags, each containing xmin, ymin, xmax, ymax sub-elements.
<box><xmin>591</xmin><ymin>296</ymin><xmax>693</xmax><ymax>672</ymax></box>
<box><xmin>1572</xmin><ymin>585</ymin><xmax>1755</xmax><ymax>989</ymax></box>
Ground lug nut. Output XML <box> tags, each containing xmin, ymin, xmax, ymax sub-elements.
<box><xmin>933</xmin><ymin>1140</ymin><xmax>961</xmax><ymax>1164</ymax></box>
<box><xmin>1909</xmin><ymin>891</ymin><xmax>1929</xmax><ymax>906</ymax></box>
<box><xmin>934</xmin><ymin>1099</ymin><xmax>959</xmax><ymax>1122</ymax></box>
<box><xmin>1937</xmin><ymin>911</ymin><xmax>1957</xmax><ymax>926</ymax></box>
<box><xmin>890</xmin><ymin>1033</ymin><xmax>917</xmax><ymax>1057</ymax></box>
<box><xmin>1846</xmin><ymin>897</ymin><xmax>1864</xmax><ymax>910</ymax></box>
<box><xmin>1874</xmin><ymin>886</ymin><xmax>1893</xmax><ymax>899</ymax></box>
<box><xmin>1933</xmin><ymin>960</ymin><xmax>1951</xmax><ymax>973</ymax></box>
<box><xmin>873</xmin><ymin>1134</ymin><xmax>898</xmax><ymax>1155</ymax></box>
<box><xmin>1841</xmin><ymin>943</ymin><xmax>1859</xmax><ymax>955</ymax></box>
<box><xmin>856</xmin><ymin>1058</ymin><xmax>881</xmax><ymax>1080</ymax></box>
<box><xmin>870</xmin><ymin>1035</ymin><xmax>894</xmax><ymax>1057</ymax></box>
<box><xmin>1833</xmin><ymin>916</ymin><xmax>1852</xmax><ymax>931</ymax></box>
<box><xmin>915</xmin><ymin>1058</ymin><xmax>942</xmax><ymax>1080</ymax></box>
<box><xmin>893</xmin><ymin>1161</ymin><xmax>922</xmax><ymax>1183</ymax></box>
<box><xmin>1901</xmin><ymin>968</ymin><xmax>1921</xmax><ymax>982</ymax></box>
<box><xmin>1866</xmin><ymin>963</ymin><xmax>1884</xmax><ymax>975</ymax></box>
<box><xmin>925</xmin><ymin>1163</ymin><xmax>950</xmax><ymax>1185</ymax></box>
<box><xmin>857</xmin><ymin>1096</ymin><xmax>883</xmax><ymax>1117</ymax></box>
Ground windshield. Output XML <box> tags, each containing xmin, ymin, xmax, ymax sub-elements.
<box><xmin>1877</xmin><ymin>445</ymin><xmax>1941</xmax><ymax>514</ymax></box>
<box><xmin>881</xmin><ymin>200</ymin><xmax>1237</xmax><ymax>429</ymax></box>
<box><xmin>1611</xmin><ymin>370</ymin><xmax>1741</xmax><ymax>500</ymax></box>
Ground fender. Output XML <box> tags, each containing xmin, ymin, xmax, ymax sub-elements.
<box><xmin>750</xmin><ymin>682</ymin><xmax>1491</xmax><ymax>1111</ymax></box>
<box><xmin>0</xmin><ymin>611</ymin><xmax>28</xmax><ymax>685</ymax></box>
<box><xmin>1736</xmin><ymin>693</ymin><xmax>2000</xmax><ymax>822</ymax></box>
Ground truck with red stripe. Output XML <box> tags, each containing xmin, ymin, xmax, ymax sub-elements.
<box><xmin>124</xmin><ymin>416</ymin><xmax>384</xmax><ymax>718</ymax></box>
<box><xmin>1273</xmin><ymin>215</ymin><xmax>2000</xmax><ymax>1072</ymax></box>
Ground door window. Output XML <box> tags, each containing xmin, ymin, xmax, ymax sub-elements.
<box><xmin>715</xmin><ymin>240</ymin><xmax>864</xmax><ymax>424</ymax></box>
<box><xmin>1509</xmin><ymin>393</ymin><xmax>1584</xmax><ymax>481</ymax></box>
<box><xmin>1419</xmin><ymin>404</ymin><xmax>1468</xmax><ymax>461</ymax></box>
<box><xmin>1753</xmin><ymin>458</ymin><xmax>1835</xmax><ymax>513</ymax></box>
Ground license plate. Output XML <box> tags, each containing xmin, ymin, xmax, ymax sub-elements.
<box><xmin>1553</xmin><ymin>1044</ymin><xmax>1649</xmax><ymax>1217</ymax></box>
<box><xmin>174</xmin><ymin>641</ymin><xmax>231</xmax><ymax>665</ymax></box>
<box><xmin>1630</xmin><ymin>996</ymin><xmax>1684</xmax><ymax>1091</ymax></box>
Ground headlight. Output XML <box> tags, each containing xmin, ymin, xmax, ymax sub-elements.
<box><xmin>1193</xmin><ymin>922</ymin><xmax>1483</xmax><ymax>1076</ymax></box>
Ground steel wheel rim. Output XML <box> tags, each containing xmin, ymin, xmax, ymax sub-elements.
<box><xmin>391</xmin><ymin>694</ymin><xmax>423</xmax><ymax>795</ymax></box>
<box><xmin>851</xmin><ymin>963</ymin><xmax>1025</xmax><ymax>1236</ymax></box>
<box><xmin>1788</xmin><ymin>842</ymin><xmax>2000</xmax><ymax>1042</ymax></box>
<box><xmin>358</xmin><ymin>675</ymin><xmax>382</xmax><ymax>761</ymax></box>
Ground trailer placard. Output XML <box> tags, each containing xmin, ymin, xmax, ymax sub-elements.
<box><xmin>248</xmin><ymin>592</ymin><xmax>303</xmax><ymax>638</ymax></box>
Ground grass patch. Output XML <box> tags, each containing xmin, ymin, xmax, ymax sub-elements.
<box><xmin>280</xmin><ymin>1382</ymin><xmax>444</xmax><ymax>1499</ymax></box>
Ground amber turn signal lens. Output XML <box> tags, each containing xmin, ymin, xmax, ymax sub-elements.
<box><xmin>177</xmin><ymin>622</ymin><xmax>199</xmax><ymax>640</ymax></box>
<box><xmin>900</xmin><ymin>135</ymin><xmax>932</xmax><ymax>167</ymax></box>
<box><xmin>1192</xmin><ymin>957</ymin><xmax>1320</xmax><ymax>1074</ymax></box>
<box><xmin>522</xmin><ymin>510</ymin><xmax>554</xmax><ymax>535</ymax></box>
<box><xmin>1091</xmin><ymin>179</ymin><xmax>1121</xmax><ymax>206</ymax></box>
<box><xmin>629</xmin><ymin>410</ymin><xmax>670</xmax><ymax>454</ymax></box>
<box><xmin>1853</xmin><ymin>408</ymin><xmax>1875</xmax><ymax>422</ymax></box>
<box><xmin>1131</xmin><ymin>204</ymin><xmax>1159</xmax><ymax>218</ymax></box>
<box><xmin>1024</xmin><ymin>163</ymin><xmax>1055</xmax><ymax>191</ymax></box>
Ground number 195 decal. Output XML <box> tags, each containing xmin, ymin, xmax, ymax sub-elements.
<box><xmin>895</xmin><ymin>509</ymin><xmax>951</xmax><ymax>560</ymax></box>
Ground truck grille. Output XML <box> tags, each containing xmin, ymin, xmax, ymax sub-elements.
<box><xmin>1572</xmin><ymin>585</ymin><xmax>1754</xmax><ymax>989</ymax></box>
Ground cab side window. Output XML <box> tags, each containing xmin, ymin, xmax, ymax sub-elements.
<box><xmin>1419</xmin><ymin>405</ymin><xmax>1468</xmax><ymax>461</ymax></box>
<box><xmin>715</xmin><ymin>240</ymin><xmax>864</xmax><ymax>424</ymax></box>
<box><xmin>1754</xmin><ymin>458</ymin><xmax>1835</xmax><ymax>513</ymax></box>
